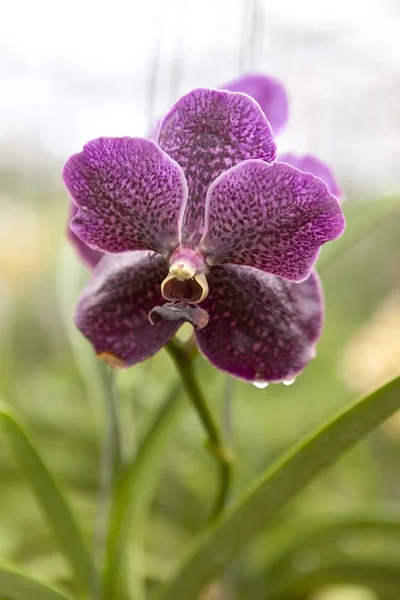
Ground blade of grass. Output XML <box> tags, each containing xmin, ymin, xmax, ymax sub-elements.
<box><xmin>267</xmin><ymin>560</ymin><xmax>400</xmax><ymax>600</ymax></box>
<box><xmin>0</xmin><ymin>564</ymin><xmax>73</xmax><ymax>600</ymax></box>
<box><xmin>102</xmin><ymin>381</ymin><xmax>184</xmax><ymax>600</ymax></box>
<box><xmin>264</xmin><ymin>513</ymin><xmax>400</xmax><ymax>584</ymax></box>
<box><xmin>56</xmin><ymin>243</ymin><xmax>110</xmax><ymax>436</ymax></box>
<box><xmin>91</xmin><ymin>369</ymin><xmax>121</xmax><ymax>600</ymax></box>
<box><xmin>318</xmin><ymin>195</ymin><xmax>400</xmax><ymax>271</ymax></box>
<box><xmin>152</xmin><ymin>375</ymin><xmax>400</xmax><ymax>600</ymax></box>
<box><xmin>0</xmin><ymin>403</ymin><xmax>93</xmax><ymax>592</ymax></box>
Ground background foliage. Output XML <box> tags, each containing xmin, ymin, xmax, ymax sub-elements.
<box><xmin>1</xmin><ymin>1</ymin><xmax>400</xmax><ymax>598</ymax></box>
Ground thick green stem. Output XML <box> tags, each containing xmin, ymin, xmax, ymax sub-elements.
<box><xmin>166</xmin><ymin>339</ymin><xmax>234</xmax><ymax>521</ymax></box>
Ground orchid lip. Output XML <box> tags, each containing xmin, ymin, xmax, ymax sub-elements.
<box><xmin>161</xmin><ymin>248</ymin><xmax>209</xmax><ymax>304</ymax></box>
<box><xmin>161</xmin><ymin>271</ymin><xmax>209</xmax><ymax>304</ymax></box>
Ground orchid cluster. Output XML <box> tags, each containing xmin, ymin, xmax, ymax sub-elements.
<box><xmin>63</xmin><ymin>73</ymin><xmax>345</xmax><ymax>384</ymax></box>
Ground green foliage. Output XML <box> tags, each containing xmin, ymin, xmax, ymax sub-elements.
<box><xmin>1</xmin><ymin>186</ymin><xmax>400</xmax><ymax>600</ymax></box>
<box><xmin>0</xmin><ymin>405</ymin><xmax>93</xmax><ymax>593</ymax></box>
<box><xmin>0</xmin><ymin>565</ymin><xmax>73</xmax><ymax>600</ymax></box>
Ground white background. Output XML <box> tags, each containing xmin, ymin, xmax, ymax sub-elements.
<box><xmin>1</xmin><ymin>0</ymin><xmax>399</xmax><ymax>196</ymax></box>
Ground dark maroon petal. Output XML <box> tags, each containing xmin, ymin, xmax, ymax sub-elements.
<box><xmin>201</xmin><ymin>160</ymin><xmax>345</xmax><ymax>282</ymax></box>
<box><xmin>196</xmin><ymin>265</ymin><xmax>323</xmax><ymax>382</ymax></box>
<box><xmin>158</xmin><ymin>88</ymin><xmax>276</xmax><ymax>247</ymax></box>
<box><xmin>149</xmin><ymin>302</ymin><xmax>209</xmax><ymax>330</ymax></box>
<box><xmin>221</xmin><ymin>73</ymin><xmax>289</xmax><ymax>135</ymax></box>
<box><xmin>75</xmin><ymin>251</ymin><xmax>178</xmax><ymax>368</ymax></box>
<box><xmin>68</xmin><ymin>202</ymin><xmax>103</xmax><ymax>269</ymax></box>
<box><xmin>63</xmin><ymin>137</ymin><xmax>188</xmax><ymax>257</ymax></box>
<box><xmin>280</xmin><ymin>152</ymin><xmax>343</xmax><ymax>201</ymax></box>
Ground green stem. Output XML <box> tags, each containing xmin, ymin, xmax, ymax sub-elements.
<box><xmin>166</xmin><ymin>339</ymin><xmax>233</xmax><ymax>521</ymax></box>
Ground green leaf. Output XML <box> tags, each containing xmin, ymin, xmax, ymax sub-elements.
<box><xmin>265</xmin><ymin>513</ymin><xmax>400</xmax><ymax>584</ymax></box>
<box><xmin>0</xmin><ymin>564</ymin><xmax>73</xmax><ymax>600</ymax></box>
<box><xmin>318</xmin><ymin>195</ymin><xmax>400</xmax><ymax>271</ymax></box>
<box><xmin>103</xmin><ymin>382</ymin><xmax>184</xmax><ymax>600</ymax></box>
<box><xmin>267</xmin><ymin>560</ymin><xmax>400</xmax><ymax>600</ymax></box>
<box><xmin>0</xmin><ymin>404</ymin><xmax>93</xmax><ymax>591</ymax></box>
<box><xmin>153</xmin><ymin>375</ymin><xmax>400</xmax><ymax>600</ymax></box>
<box><xmin>56</xmin><ymin>242</ymin><xmax>109</xmax><ymax>434</ymax></box>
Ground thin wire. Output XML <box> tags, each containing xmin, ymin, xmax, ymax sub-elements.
<box><xmin>146</xmin><ymin>18</ymin><xmax>163</xmax><ymax>134</ymax></box>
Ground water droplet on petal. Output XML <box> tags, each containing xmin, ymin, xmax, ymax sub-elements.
<box><xmin>282</xmin><ymin>378</ymin><xmax>296</xmax><ymax>386</ymax></box>
<box><xmin>252</xmin><ymin>381</ymin><xmax>269</xmax><ymax>389</ymax></box>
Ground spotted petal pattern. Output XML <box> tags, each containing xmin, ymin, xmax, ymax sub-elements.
<box><xmin>75</xmin><ymin>252</ymin><xmax>178</xmax><ymax>367</ymax></box>
<box><xmin>158</xmin><ymin>88</ymin><xmax>276</xmax><ymax>247</ymax></box>
<box><xmin>196</xmin><ymin>266</ymin><xmax>323</xmax><ymax>382</ymax></box>
<box><xmin>63</xmin><ymin>137</ymin><xmax>188</xmax><ymax>257</ymax></box>
<box><xmin>68</xmin><ymin>203</ymin><xmax>103</xmax><ymax>269</ymax></box>
<box><xmin>222</xmin><ymin>73</ymin><xmax>289</xmax><ymax>135</ymax></box>
<box><xmin>201</xmin><ymin>160</ymin><xmax>345</xmax><ymax>281</ymax></box>
<box><xmin>280</xmin><ymin>152</ymin><xmax>343</xmax><ymax>201</ymax></box>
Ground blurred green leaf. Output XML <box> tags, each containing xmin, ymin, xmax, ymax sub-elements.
<box><xmin>266</xmin><ymin>559</ymin><xmax>400</xmax><ymax>600</ymax></box>
<box><xmin>103</xmin><ymin>382</ymin><xmax>184</xmax><ymax>600</ymax></box>
<box><xmin>56</xmin><ymin>243</ymin><xmax>109</xmax><ymax>433</ymax></box>
<box><xmin>264</xmin><ymin>513</ymin><xmax>400</xmax><ymax>586</ymax></box>
<box><xmin>153</xmin><ymin>375</ymin><xmax>400</xmax><ymax>600</ymax></box>
<box><xmin>0</xmin><ymin>564</ymin><xmax>73</xmax><ymax>600</ymax></box>
<box><xmin>318</xmin><ymin>195</ymin><xmax>400</xmax><ymax>271</ymax></box>
<box><xmin>0</xmin><ymin>404</ymin><xmax>93</xmax><ymax>591</ymax></box>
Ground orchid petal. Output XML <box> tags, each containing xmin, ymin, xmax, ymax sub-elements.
<box><xmin>75</xmin><ymin>251</ymin><xmax>178</xmax><ymax>368</ymax></box>
<box><xmin>222</xmin><ymin>73</ymin><xmax>288</xmax><ymax>135</ymax></box>
<box><xmin>158</xmin><ymin>88</ymin><xmax>276</xmax><ymax>247</ymax></box>
<box><xmin>63</xmin><ymin>137</ymin><xmax>187</xmax><ymax>257</ymax></box>
<box><xmin>280</xmin><ymin>152</ymin><xmax>343</xmax><ymax>201</ymax></box>
<box><xmin>196</xmin><ymin>266</ymin><xmax>323</xmax><ymax>382</ymax></box>
<box><xmin>68</xmin><ymin>203</ymin><xmax>103</xmax><ymax>269</ymax></box>
<box><xmin>201</xmin><ymin>160</ymin><xmax>345</xmax><ymax>281</ymax></box>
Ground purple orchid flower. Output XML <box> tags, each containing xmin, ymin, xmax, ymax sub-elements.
<box><xmin>63</xmin><ymin>86</ymin><xmax>345</xmax><ymax>383</ymax></box>
<box><xmin>69</xmin><ymin>73</ymin><xmax>343</xmax><ymax>270</ymax></box>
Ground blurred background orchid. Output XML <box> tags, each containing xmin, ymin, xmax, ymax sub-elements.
<box><xmin>1</xmin><ymin>1</ymin><xmax>400</xmax><ymax>600</ymax></box>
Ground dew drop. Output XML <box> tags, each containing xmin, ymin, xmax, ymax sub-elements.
<box><xmin>252</xmin><ymin>381</ymin><xmax>269</xmax><ymax>389</ymax></box>
<box><xmin>282</xmin><ymin>378</ymin><xmax>296</xmax><ymax>386</ymax></box>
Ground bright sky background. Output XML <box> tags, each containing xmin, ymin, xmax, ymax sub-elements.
<box><xmin>1</xmin><ymin>0</ymin><xmax>400</xmax><ymax>195</ymax></box>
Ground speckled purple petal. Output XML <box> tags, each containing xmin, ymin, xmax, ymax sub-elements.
<box><xmin>158</xmin><ymin>88</ymin><xmax>276</xmax><ymax>247</ymax></box>
<box><xmin>196</xmin><ymin>265</ymin><xmax>323</xmax><ymax>382</ymax></box>
<box><xmin>63</xmin><ymin>137</ymin><xmax>188</xmax><ymax>257</ymax></box>
<box><xmin>280</xmin><ymin>152</ymin><xmax>343</xmax><ymax>201</ymax></box>
<box><xmin>221</xmin><ymin>73</ymin><xmax>289</xmax><ymax>135</ymax></box>
<box><xmin>201</xmin><ymin>160</ymin><xmax>345</xmax><ymax>282</ymax></box>
<box><xmin>68</xmin><ymin>202</ymin><xmax>103</xmax><ymax>269</ymax></box>
<box><xmin>75</xmin><ymin>251</ymin><xmax>178</xmax><ymax>368</ymax></box>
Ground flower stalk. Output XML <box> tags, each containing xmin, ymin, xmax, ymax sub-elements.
<box><xmin>166</xmin><ymin>338</ymin><xmax>234</xmax><ymax>521</ymax></box>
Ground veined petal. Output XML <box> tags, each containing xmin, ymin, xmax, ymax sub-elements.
<box><xmin>221</xmin><ymin>73</ymin><xmax>288</xmax><ymax>135</ymax></box>
<box><xmin>63</xmin><ymin>137</ymin><xmax>188</xmax><ymax>257</ymax></box>
<box><xmin>158</xmin><ymin>88</ymin><xmax>276</xmax><ymax>247</ymax></box>
<box><xmin>196</xmin><ymin>266</ymin><xmax>323</xmax><ymax>383</ymax></box>
<box><xmin>75</xmin><ymin>252</ymin><xmax>178</xmax><ymax>368</ymax></box>
<box><xmin>201</xmin><ymin>160</ymin><xmax>345</xmax><ymax>282</ymax></box>
<box><xmin>280</xmin><ymin>152</ymin><xmax>343</xmax><ymax>201</ymax></box>
<box><xmin>68</xmin><ymin>203</ymin><xmax>103</xmax><ymax>269</ymax></box>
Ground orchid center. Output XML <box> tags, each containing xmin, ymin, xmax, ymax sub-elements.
<box><xmin>161</xmin><ymin>249</ymin><xmax>209</xmax><ymax>304</ymax></box>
